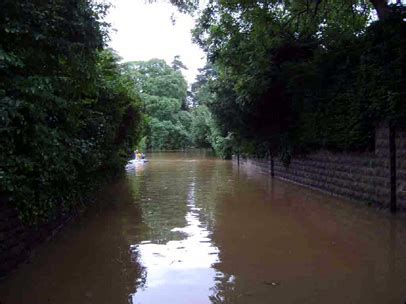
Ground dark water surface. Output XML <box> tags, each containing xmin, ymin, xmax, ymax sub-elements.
<box><xmin>1</xmin><ymin>151</ymin><xmax>406</xmax><ymax>304</ymax></box>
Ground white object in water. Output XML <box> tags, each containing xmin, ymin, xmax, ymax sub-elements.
<box><xmin>125</xmin><ymin>158</ymin><xmax>149</xmax><ymax>170</ymax></box>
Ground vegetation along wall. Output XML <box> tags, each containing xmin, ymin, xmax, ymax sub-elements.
<box><xmin>237</xmin><ymin>124</ymin><xmax>406</xmax><ymax>211</ymax></box>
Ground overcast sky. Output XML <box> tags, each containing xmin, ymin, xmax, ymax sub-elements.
<box><xmin>105</xmin><ymin>0</ymin><xmax>206</xmax><ymax>85</ymax></box>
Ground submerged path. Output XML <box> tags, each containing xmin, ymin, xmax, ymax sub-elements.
<box><xmin>1</xmin><ymin>151</ymin><xmax>406</xmax><ymax>304</ymax></box>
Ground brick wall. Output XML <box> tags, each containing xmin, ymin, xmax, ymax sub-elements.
<box><xmin>236</xmin><ymin>124</ymin><xmax>406</xmax><ymax>210</ymax></box>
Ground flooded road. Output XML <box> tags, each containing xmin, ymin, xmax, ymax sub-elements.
<box><xmin>1</xmin><ymin>151</ymin><xmax>406</xmax><ymax>304</ymax></box>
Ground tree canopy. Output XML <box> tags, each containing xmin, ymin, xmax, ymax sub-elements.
<box><xmin>125</xmin><ymin>59</ymin><xmax>192</xmax><ymax>150</ymax></box>
<box><xmin>182</xmin><ymin>0</ymin><xmax>406</xmax><ymax>159</ymax></box>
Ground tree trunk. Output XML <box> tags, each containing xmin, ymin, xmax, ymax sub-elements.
<box><xmin>369</xmin><ymin>0</ymin><xmax>403</xmax><ymax>20</ymax></box>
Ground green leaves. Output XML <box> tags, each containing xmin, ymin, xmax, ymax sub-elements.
<box><xmin>126</xmin><ymin>59</ymin><xmax>191</xmax><ymax>150</ymax></box>
<box><xmin>0</xmin><ymin>49</ymin><xmax>24</xmax><ymax>68</ymax></box>
<box><xmin>0</xmin><ymin>2</ymin><xmax>143</xmax><ymax>224</ymax></box>
<box><xmin>127</xmin><ymin>59</ymin><xmax>188</xmax><ymax>101</ymax></box>
<box><xmin>183</xmin><ymin>0</ymin><xmax>405</xmax><ymax>159</ymax></box>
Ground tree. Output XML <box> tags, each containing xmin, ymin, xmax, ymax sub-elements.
<box><xmin>171</xmin><ymin>55</ymin><xmax>188</xmax><ymax>71</ymax></box>
<box><xmin>174</xmin><ymin>0</ymin><xmax>405</xmax><ymax>158</ymax></box>
<box><xmin>189</xmin><ymin>67</ymin><xmax>233</xmax><ymax>158</ymax></box>
<box><xmin>169</xmin><ymin>0</ymin><xmax>405</xmax><ymax>21</ymax></box>
<box><xmin>190</xmin><ymin>63</ymin><xmax>216</xmax><ymax>107</ymax></box>
<box><xmin>0</xmin><ymin>1</ymin><xmax>143</xmax><ymax>223</ymax></box>
<box><xmin>366</xmin><ymin>0</ymin><xmax>405</xmax><ymax>20</ymax></box>
<box><xmin>125</xmin><ymin>59</ymin><xmax>191</xmax><ymax>150</ymax></box>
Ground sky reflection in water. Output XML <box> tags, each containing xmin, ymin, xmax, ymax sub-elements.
<box><xmin>129</xmin><ymin>172</ymin><xmax>223</xmax><ymax>304</ymax></box>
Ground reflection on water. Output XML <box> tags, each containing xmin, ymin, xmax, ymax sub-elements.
<box><xmin>130</xmin><ymin>177</ymin><xmax>220</xmax><ymax>304</ymax></box>
<box><xmin>1</xmin><ymin>151</ymin><xmax>406</xmax><ymax>304</ymax></box>
<box><xmin>126</xmin><ymin>152</ymin><xmax>228</xmax><ymax>303</ymax></box>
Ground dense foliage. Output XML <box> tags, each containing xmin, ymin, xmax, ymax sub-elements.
<box><xmin>176</xmin><ymin>0</ymin><xmax>406</xmax><ymax>160</ymax></box>
<box><xmin>189</xmin><ymin>64</ymin><xmax>233</xmax><ymax>158</ymax></box>
<box><xmin>0</xmin><ymin>1</ymin><xmax>143</xmax><ymax>223</ymax></box>
<box><xmin>125</xmin><ymin>59</ymin><xmax>191</xmax><ymax>150</ymax></box>
<box><xmin>123</xmin><ymin>58</ymin><xmax>233</xmax><ymax>157</ymax></box>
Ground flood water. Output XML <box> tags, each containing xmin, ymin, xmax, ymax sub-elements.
<box><xmin>1</xmin><ymin>151</ymin><xmax>406</xmax><ymax>304</ymax></box>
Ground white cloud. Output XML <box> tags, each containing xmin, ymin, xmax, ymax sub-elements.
<box><xmin>105</xmin><ymin>0</ymin><xmax>206</xmax><ymax>85</ymax></box>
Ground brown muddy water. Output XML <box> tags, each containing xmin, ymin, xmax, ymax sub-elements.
<box><xmin>1</xmin><ymin>151</ymin><xmax>406</xmax><ymax>304</ymax></box>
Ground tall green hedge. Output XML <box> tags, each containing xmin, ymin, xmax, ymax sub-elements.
<box><xmin>0</xmin><ymin>1</ymin><xmax>143</xmax><ymax>223</ymax></box>
<box><xmin>290</xmin><ymin>19</ymin><xmax>406</xmax><ymax>153</ymax></box>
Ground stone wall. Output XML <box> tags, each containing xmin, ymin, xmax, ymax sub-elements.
<box><xmin>396</xmin><ymin>127</ymin><xmax>406</xmax><ymax>208</ymax></box>
<box><xmin>236</xmin><ymin>124</ymin><xmax>406</xmax><ymax>210</ymax></box>
<box><xmin>0</xmin><ymin>196</ymin><xmax>71</xmax><ymax>278</ymax></box>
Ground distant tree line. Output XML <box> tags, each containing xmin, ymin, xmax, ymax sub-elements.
<box><xmin>124</xmin><ymin>58</ymin><xmax>232</xmax><ymax>157</ymax></box>
<box><xmin>124</xmin><ymin>58</ymin><xmax>190</xmax><ymax>150</ymax></box>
